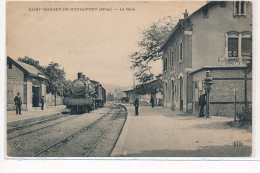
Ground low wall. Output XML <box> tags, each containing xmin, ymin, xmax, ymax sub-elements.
<box><xmin>46</xmin><ymin>93</ymin><xmax>63</xmax><ymax>106</ymax></box>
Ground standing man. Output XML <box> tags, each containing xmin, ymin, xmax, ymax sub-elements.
<box><xmin>150</xmin><ymin>96</ymin><xmax>155</xmax><ymax>108</ymax></box>
<box><xmin>14</xmin><ymin>93</ymin><xmax>22</xmax><ymax>115</ymax></box>
<box><xmin>134</xmin><ymin>95</ymin><xmax>139</xmax><ymax>116</ymax></box>
<box><xmin>41</xmin><ymin>96</ymin><xmax>45</xmax><ymax>110</ymax></box>
<box><xmin>198</xmin><ymin>93</ymin><xmax>206</xmax><ymax>118</ymax></box>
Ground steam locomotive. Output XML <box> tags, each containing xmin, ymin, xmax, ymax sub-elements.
<box><xmin>64</xmin><ymin>72</ymin><xmax>106</xmax><ymax>113</ymax></box>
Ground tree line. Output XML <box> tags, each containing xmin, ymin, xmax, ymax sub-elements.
<box><xmin>18</xmin><ymin>56</ymin><xmax>72</xmax><ymax>97</ymax></box>
<box><xmin>129</xmin><ymin>16</ymin><xmax>177</xmax><ymax>95</ymax></box>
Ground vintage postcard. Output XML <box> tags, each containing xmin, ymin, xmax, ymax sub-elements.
<box><xmin>6</xmin><ymin>0</ymin><xmax>253</xmax><ymax>158</ymax></box>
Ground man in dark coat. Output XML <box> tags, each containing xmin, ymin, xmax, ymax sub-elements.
<box><xmin>150</xmin><ymin>96</ymin><xmax>155</xmax><ymax>108</ymax></box>
<box><xmin>14</xmin><ymin>93</ymin><xmax>22</xmax><ymax>115</ymax></box>
<box><xmin>41</xmin><ymin>96</ymin><xmax>45</xmax><ymax>110</ymax></box>
<box><xmin>134</xmin><ymin>95</ymin><xmax>139</xmax><ymax>116</ymax></box>
<box><xmin>198</xmin><ymin>93</ymin><xmax>207</xmax><ymax>118</ymax></box>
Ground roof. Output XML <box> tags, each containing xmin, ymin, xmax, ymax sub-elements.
<box><xmin>159</xmin><ymin>1</ymin><xmax>216</xmax><ymax>52</ymax></box>
<box><xmin>16</xmin><ymin>61</ymin><xmax>43</xmax><ymax>76</ymax></box>
<box><xmin>7</xmin><ymin>56</ymin><xmax>47</xmax><ymax>79</ymax></box>
<box><xmin>123</xmin><ymin>86</ymin><xmax>135</xmax><ymax>92</ymax></box>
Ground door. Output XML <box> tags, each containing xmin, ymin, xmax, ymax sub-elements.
<box><xmin>32</xmin><ymin>86</ymin><xmax>40</xmax><ymax>107</ymax></box>
<box><xmin>171</xmin><ymin>80</ymin><xmax>174</xmax><ymax>108</ymax></box>
<box><xmin>180</xmin><ymin>77</ymin><xmax>183</xmax><ymax>111</ymax></box>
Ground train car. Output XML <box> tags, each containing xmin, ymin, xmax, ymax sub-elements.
<box><xmin>64</xmin><ymin>72</ymin><xmax>106</xmax><ymax>114</ymax></box>
<box><xmin>90</xmin><ymin>80</ymin><xmax>106</xmax><ymax>109</ymax></box>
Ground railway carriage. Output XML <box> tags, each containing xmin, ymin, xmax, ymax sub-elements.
<box><xmin>64</xmin><ymin>72</ymin><xmax>106</xmax><ymax>113</ymax></box>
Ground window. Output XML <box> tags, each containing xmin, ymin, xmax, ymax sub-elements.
<box><xmin>228</xmin><ymin>38</ymin><xmax>238</xmax><ymax>57</ymax></box>
<box><xmin>203</xmin><ymin>7</ymin><xmax>209</xmax><ymax>18</ymax></box>
<box><xmin>8</xmin><ymin>63</ymin><xmax>12</xmax><ymax>69</ymax></box>
<box><xmin>164</xmin><ymin>56</ymin><xmax>168</xmax><ymax>71</ymax></box>
<box><xmin>242</xmin><ymin>37</ymin><xmax>252</xmax><ymax>56</ymax></box>
<box><xmin>226</xmin><ymin>31</ymin><xmax>252</xmax><ymax>58</ymax></box>
<box><xmin>220</xmin><ymin>1</ymin><xmax>226</xmax><ymax>7</ymax></box>
<box><xmin>234</xmin><ymin>1</ymin><xmax>246</xmax><ymax>16</ymax></box>
<box><xmin>179</xmin><ymin>41</ymin><xmax>183</xmax><ymax>62</ymax></box>
<box><xmin>168</xmin><ymin>50</ymin><xmax>171</xmax><ymax>69</ymax></box>
<box><xmin>171</xmin><ymin>50</ymin><xmax>174</xmax><ymax>66</ymax></box>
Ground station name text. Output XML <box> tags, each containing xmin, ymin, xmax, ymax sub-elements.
<box><xmin>28</xmin><ymin>7</ymin><xmax>136</xmax><ymax>12</ymax></box>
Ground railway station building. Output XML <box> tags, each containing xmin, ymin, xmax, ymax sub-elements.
<box><xmin>7</xmin><ymin>56</ymin><xmax>47</xmax><ymax>111</ymax></box>
<box><xmin>160</xmin><ymin>1</ymin><xmax>252</xmax><ymax>116</ymax></box>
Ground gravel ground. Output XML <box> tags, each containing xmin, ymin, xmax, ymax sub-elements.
<box><xmin>8</xmin><ymin>114</ymin><xmax>76</xmax><ymax>140</ymax></box>
<box><xmin>114</xmin><ymin>105</ymin><xmax>252</xmax><ymax>157</ymax></box>
<box><xmin>39</xmin><ymin>106</ymin><xmax>127</xmax><ymax>157</ymax></box>
<box><xmin>7</xmin><ymin>107</ymin><xmax>111</xmax><ymax>157</ymax></box>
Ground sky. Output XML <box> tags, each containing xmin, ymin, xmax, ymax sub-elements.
<box><xmin>7</xmin><ymin>1</ymin><xmax>206</xmax><ymax>87</ymax></box>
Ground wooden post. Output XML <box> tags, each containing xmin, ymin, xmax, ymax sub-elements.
<box><xmin>234</xmin><ymin>88</ymin><xmax>237</xmax><ymax>121</ymax></box>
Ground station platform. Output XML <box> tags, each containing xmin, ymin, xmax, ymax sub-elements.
<box><xmin>7</xmin><ymin>105</ymin><xmax>67</xmax><ymax>128</ymax></box>
<box><xmin>111</xmin><ymin>104</ymin><xmax>252</xmax><ymax>157</ymax></box>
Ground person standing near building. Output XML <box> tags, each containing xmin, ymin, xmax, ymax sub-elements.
<box><xmin>198</xmin><ymin>93</ymin><xmax>206</xmax><ymax>118</ymax></box>
<box><xmin>150</xmin><ymin>96</ymin><xmax>155</xmax><ymax>108</ymax></box>
<box><xmin>134</xmin><ymin>95</ymin><xmax>139</xmax><ymax>116</ymax></box>
<box><xmin>41</xmin><ymin>96</ymin><xmax>45</xmax><ymax>110</ymax></box>
<box><xmin>14</xmin><ymin>93</ymin><xmax>22</xmax><ymax>115</ymax></box>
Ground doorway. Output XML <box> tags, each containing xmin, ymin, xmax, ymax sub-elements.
<box><xmin>179</xmin><ymin>77</ymin><xmax>183</xmax><ymax>111</ymax></box>
<box><xmin>171</xmin><ymin>80</ymin><xmax>174</xmax><ymax>108</ymax></box>
<box><xmin>32</xmin><ymin>86</ymin><xmax>40</xmax><ymax>107</ymax></box>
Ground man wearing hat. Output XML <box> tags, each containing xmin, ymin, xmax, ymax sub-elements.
<box><xmin>14</xmin><ymin>92</ymin><xmax>22</xmax><ymax>115</ymax></box>
<box><xmin>41</xmin><ymin>96</ymin><xmax>45</xmax><ymax>110</ymax></box>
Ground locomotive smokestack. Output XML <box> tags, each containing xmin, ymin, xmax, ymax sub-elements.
<box><xmin>78</xmin><ymin>72</ymin><xmax>83</xmax><ymax>79</ymax></box>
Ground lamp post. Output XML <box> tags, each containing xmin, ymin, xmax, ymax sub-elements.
<box><xmin>203</xmin><ymin>71</ymin><xmax>213</xmax><ymax>118</ymax></box>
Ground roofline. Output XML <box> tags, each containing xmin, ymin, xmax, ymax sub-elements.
<box><xmin>123</xmin><ymin>89</ymin><xmax>134</xmax><ymax>92</ymax></box>
<box><xmin>159</xmin><ymin>1</ymin><xmax>215</xmax><ymax>52</ymax></box>
<box><xmin>189</xmin><ymin>66</ymin><xmax>247</xmax><ymax>75</ymax></box>
<box><xmin>7</xmin><ymin>56</ymin><xmax>47</xmax><ymax>80</ymax></box>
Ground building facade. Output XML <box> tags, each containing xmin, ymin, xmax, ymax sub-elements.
<box><xmin>160</xmin><ymin>1</ymin><xmax>252</xmax><ymax>116</ymax></box>
<box><xmin>7</xmin><ymin>56</ymin><xmax>47</xmax><ymax>111</ymax></box>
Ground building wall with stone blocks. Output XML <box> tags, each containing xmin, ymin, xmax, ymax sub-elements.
<box><xmin>191</xmin><ymin>67</ymin><xmax>252</xmax><ymax>116</ymax></box>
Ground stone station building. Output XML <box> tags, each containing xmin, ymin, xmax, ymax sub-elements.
<box><xmin>7</xmin><ymin>56</ymin><xmax>47</xmax><ymax>111</ymax></box>
<box><xmin>160</xmin><ymin>1</ymin><xmax>252</xmax><ymax>116</ymax></box>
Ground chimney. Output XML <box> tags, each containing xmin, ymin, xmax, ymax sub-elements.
<box><xmin>183</xmin><ymin>9</ymin><xmax>189</xmax><ymax>18</ymax></box>
<box><xmin>78</xmin><ymin>72</ymin><xmax>83</xmax><ymax>79</ymax></box>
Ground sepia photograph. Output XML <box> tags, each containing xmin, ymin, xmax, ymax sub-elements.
<box><xmin>5</xmin><ymin>0</ymin><xmax>253</xmax><ymax>158</ymax></box>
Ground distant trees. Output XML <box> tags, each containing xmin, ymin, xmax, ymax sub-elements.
<box><xmin>129</xmin><ymin>16</ymin><xmax>177</xmax><ymax>84</ymax></box>
<box><xmin>134</xmin><ymin>75</ymin><xmax>163</xmax><ymax>95</ymax></box>
<box><xmin>18</xmin><ymin>56</ymin><xmax>44</xmax><ymax>71</ymax></box>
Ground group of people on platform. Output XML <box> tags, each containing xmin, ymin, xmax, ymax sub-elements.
<box><xmin>133</xmin><ymin>95</ymin><xmax>155</xmax><ymax>116</ymax></box>
<box><xmin>133</xmin><ymin>93</ymin><xmax>207</xmax><ymax>117</ymax></box>
<box><xmin>14</xmin><ymin>93</ymin><xmax>45</xmax><ymax>115</ymax></box>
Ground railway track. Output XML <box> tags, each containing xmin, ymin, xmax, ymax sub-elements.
<box><xmin>7</xmin><ymin>104</ymin><xmax>127</xmax><ymax>157</ymax></box>
<box><xmin>36</xmin><ymin>104</ymin><xmax>127</xmax><ymax>157</ymax></box>
<box><xmin>7</xmin><ymin>113</ymin><xmax>67</xmax><ymax>133</ymax></box>
<box><xmin>7</xmin><ymin>114</ymin><xmax>81</xmax><ymax>140</ymax></box>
